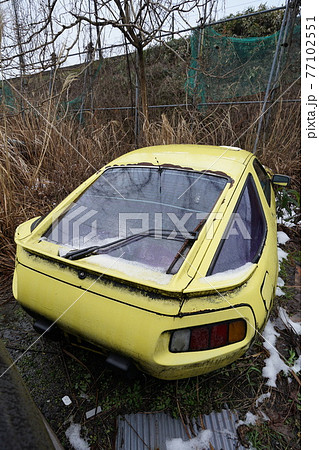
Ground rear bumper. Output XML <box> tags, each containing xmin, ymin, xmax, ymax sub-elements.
<box><xmin>13</xmin><ymin>259</ymin><xmax>256</xmax><ymax>380</ymax></box>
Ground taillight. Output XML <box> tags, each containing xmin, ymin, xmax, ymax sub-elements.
<box><xmin>189</xmin><ymin>327</ymin><xmax>209</xmax><ymax>351</ymax></box>
<box><xmin>210</xmin><ymin>323</ymin><xmax>228</xmax><ymax>348</ymax></box>
<box><xmin>229</xmin><ymin>320</ymin><xmax>246</xmax><ymax>343</ymax></box>
<box><xmin>170</xmin><ymin>329</ymin><xmax>190</xmax><ymax>352</ymax></box>
<box><xmin>170</xmin><ymin>319</ymin><xmax>246</xmax><ymax>353</ymax></box>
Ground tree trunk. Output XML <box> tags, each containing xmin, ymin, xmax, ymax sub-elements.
<box><xmin>93</xmin><ymin>0</ymin><xmax>103</xmax><ymax>59</ymax></box>
<box><xmin>137</xmin><ymin>45</ymin><xmax>149</xmax><ymax>123</ymax></box>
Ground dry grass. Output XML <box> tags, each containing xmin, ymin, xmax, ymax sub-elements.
<box><xmin>0</xmin><ymin>100</ymin><xmax>300</xmax><ymax>276</ymax></box>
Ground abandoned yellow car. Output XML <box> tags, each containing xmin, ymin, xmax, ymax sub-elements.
<box><xmin>13</xmin><ymin>145</ymin><xmax>289</xmax><ymax>379</ymax></box>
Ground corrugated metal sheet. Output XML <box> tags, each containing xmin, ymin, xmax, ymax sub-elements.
<box><xmin>115</xmin><ymin>409</ymin><xmax>246</xmax><ymax>450</ymax></box>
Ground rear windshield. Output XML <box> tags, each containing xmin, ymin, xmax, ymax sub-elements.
<box><xmin>44</xmin><ymin>166</ymin><xmax>228</xmax><ymax>273</ymax></box>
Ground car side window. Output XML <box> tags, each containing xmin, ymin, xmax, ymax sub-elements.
<box><xmin>207</xmin><ymin>174</ymin><xmax>267</xmax><ymax>276</ymax></box>
<box><xmin>253</xmin><ymin>159</ymin><xmax>271</xmax><ymax>206</ymax></box>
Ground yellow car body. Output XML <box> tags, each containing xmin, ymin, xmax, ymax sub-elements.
<box><xmin>13</xmin><ymin>145</ymin><xmax>280</xmax><ymax>380</ymax></box>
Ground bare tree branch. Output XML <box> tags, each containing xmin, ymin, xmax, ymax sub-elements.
<box><xmin>1</xmin><ymin>1</ymin><xmax>220</xmax><ymax>120</ymax></box>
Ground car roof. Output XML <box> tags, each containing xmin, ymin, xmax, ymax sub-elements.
<box><xmin>108</xmin><ymin>145</ymin><xmax>253</xmax><ymax>182</ymax></box>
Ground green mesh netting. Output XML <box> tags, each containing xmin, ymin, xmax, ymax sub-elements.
<box><xmin>62</xmin><ymin>58</ymin><xmax>103</xmax><ymax>123</ymax></box>
<box><xmin>0</xmin><ymin>81</ymin><xmax>16</xmax><ymax>110</ymax></box>
<box><xmin>187</xmin><ymin>21</ymin><xmax>301</xmax><ymax>103</ymax></box>
<box><xmin>61</xmin><ymin>96</ymin><xmax>84</xmax><ymax>121</ymax></box>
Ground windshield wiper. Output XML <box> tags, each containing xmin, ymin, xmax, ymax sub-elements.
<box><xmin>63</xmin><ymin>229</ymin><xmax>199</xmax><ymax>261</ymax></box>
<box><xmin>166</xmin><ymin>215</ymin><xmax>208</xmax><ymax>274</ymax></box>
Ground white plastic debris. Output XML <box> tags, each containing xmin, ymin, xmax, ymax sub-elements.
<box><xmin>85</xmin><ymin>406</ymin><xmax>102</xmax><ymax>420</ymax></box>
<box><xmin>62</xmin><ymin>395</ymin><xmax>72</xmax><ymax>406</ymax></box>
<box><xmin>278</xmin><ymin>307</ymin><xmax>301</xmax><ymax>335</ymax></box>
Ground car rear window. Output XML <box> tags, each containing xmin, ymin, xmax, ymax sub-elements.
<box><xmin>44</xmin><ymin>166</ymin><xmax>228</xmax><ymax>273</ymax></box>
<box><xmin>207</xmin><ymin>173</ymin><xmax>267</xmax><ymax>276</ymax></box>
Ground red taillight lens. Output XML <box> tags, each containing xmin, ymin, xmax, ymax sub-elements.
<box><xmin>210</xmin><ymin>323</ymin><xmax>228</xmax><ymax>348</ymax></box>
<box><xmin>170</xmin><ymin>319</ymin><xmax>246</xmax><ymax>353</ymax></box>
<box><xmin>189</xmin><ymin>327</ymin><xmax>209</xmax><ymax>351</ymax></box>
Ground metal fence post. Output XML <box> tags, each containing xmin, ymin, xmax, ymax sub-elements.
<box><xmin>135</xmin><ymin>50</ymin><xmax>140</xmax><ymax>148</ymax></box>
<box><xmin>253</xmin><ymin>0</ymin><xmax>300</xmax><ymax>153</ymax></box>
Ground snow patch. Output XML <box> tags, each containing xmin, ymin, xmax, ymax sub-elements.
<box><xmin>291</xmin><ymin>356</ymin><xmax>301</xmax><ymax>373</ymax></box>
<box><xmin>87</xmin><ymin>254</ymin><xmax>173</xmax><ymax>285</ymax></box>
<box><xmin>262</xmin><ymin>321</ymin><xmax>301</xmax><ymax>387</ymax></box>
<box><xmin>255</xmin><ymin>392</ymin><xmax>271</xmax><ymax>407</ymax></box>
<box><xmin>277</xmin><ymin>231</ymin><xmax>290</xmax><ymax>245</ymax></box>
<box><xmin>237</xmin><ymin>411</ymin><xmax>258</xmax><ymax>427</ymax></box>
<box><xmin>166</xmin><ymin>429</ymin><xmax>213</xmax><ymax>450</ymax></box>
<box><xmin>277</xmin><ymin>207</ymin><xmax>299</xmax><ymax>228</ymax></box>
<box><xmin>237</xmin><ymin>409</ymin><xmax>270</xmax><ymax>428</ymax></box>
<box><xmin>276</xmin><ymin>277</ymin><xmax>285</xmax><ymax>296</ymax></box>
<box><xmin>262</xmin><ymin>321</ymin><xmax>290</xmax><ymax>387</ymax></box>
<box><xmin>277</xmin><ymin>247</ymin><xmax>288</xmax><ymax>264</ymax></box>
<box><xmin>65</xmin><ymin>423</ymin><xmax>90</xmax><ymax>450</ymax></box>
<box><xmin>260</xmin><ymin>411</ymin><xmax>270</xmax><ymax>422</ymax></box>
<box><xmin>59</xmin><ymin>246</ymin><xmax>74</xmax><ymax>257</ymax></box>
<box><xmin>59</xmin><ymin>244</ymin><xmax>173</xmax><ymax>285</ymax></box>
<box><xmin>200</xmin><ymin>262</ymin><xmax>253</xmax><ymax>283</ymax></box>
<box><xmin>276</xmin><ymin>286</ymin><xmax>285</xmax><ymax>296</ymax></box>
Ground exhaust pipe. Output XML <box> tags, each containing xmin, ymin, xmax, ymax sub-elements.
<box><xmin>33</xmin><ymin>318</ymin><xmax>60</xmax><ymax>341</ymax></box>
<box><xmin>105</xmin><ymin>353</ymin><xmax>139</xmax><ymax>380</ymax></box>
